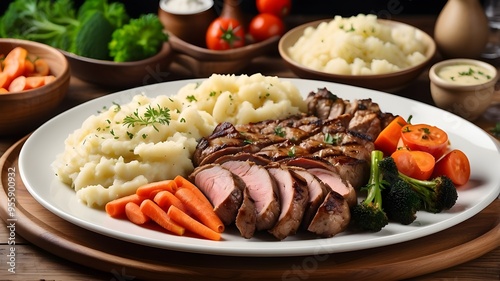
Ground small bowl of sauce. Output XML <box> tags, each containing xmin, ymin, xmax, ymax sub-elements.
<box><xmin>429</xmin><ymin>59</ymin><xmax>498</xmax><ymax>120</ymax></box>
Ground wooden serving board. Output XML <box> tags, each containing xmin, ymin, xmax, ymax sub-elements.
<box><xmin>1</xmin><ymin>137</ymin><xmax>499</xmax><ymax>281</ymax></box>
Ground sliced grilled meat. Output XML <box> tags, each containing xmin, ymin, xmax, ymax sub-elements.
<box><xmin>215</xmin><ymin>152</ymin><xmax>271</xmax><ymax>166</ymax></box>
<box><xmin>235</xmin><ymin>186</ymin><xmax>257</xmax><ymax>239</ymax></box>
<box><xmin>267</xmin><ymin>164</ymin><xmax>309</xmax><ymax>240</ymax></box>
<box><xmin>220</xmin><ymin>160</ymin><xmax>280</xmax><ymax>231</ymax></box>
<box><xmin>307</xmin><ymin>167</ymin><xmax>357</xmax><ymax>207</ymax></box>
<box><xmin>190</xmin><ymin>164</ymin><xmax>244</xmax><ymax>225</ymax></box>
<box><xmin>307</xmin><ymin>190</ymin><xmax>351</xmax><ymax>238</ymax></box>
<box><xmin>289</xmin><ymin>168</ymin><xmax>330</xmax><ymax>228</ymax></box>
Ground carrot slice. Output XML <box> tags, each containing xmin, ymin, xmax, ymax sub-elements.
<box><xmin>140</xmin><ymin>199</ymin><xmax>185</xmax><ymax>236</ymax></box>
<box><xmin>125</xmin><ymin>202</ymin><xmax>150</xmax><ymax>225</ymax></box>
<box><xmin>23</xmin><ymin>59</ymin><xmax>35</xmax><ymax>76</ymax></box>
<box><xmin>33</xmin><ymin>58</ymin><xmax>50</xmax><ymax>76</ymax></box>
<box><xmin>0</xmin><ymin>87</ymin><xmax>8</xmax><ymax>94</ymax></box>
<box><xmin>167</xmin><ymin>205</ymin><xmax>221</xmax><ymax>241</ymax></box>
<box><xmin>391</xmin><ymin>149</ymin><xmax>435</xmax><ymax>180</ymax></box>
<box><xmin>8</xmin><ymin>76</ymin><xmax>27</xmax><ymax>92</ymax></box>
<box><xmin>25</xmin><ymin>76</ymin><xmax>45</xmax><ymax>90</ymax></box>
<box><xmin>174</xmin><ymin>187</ymin><xmax>224</xmax><ymax>233</ymax></box>
<box><xmin>3</xmin><ymin>47</ymin><xmax>27</xmax><ymax>79</ymax></box>
<box><xmin>136</xmin><ymin>179</ymin><xmax>176</xmax><ymax>199</ymax></box>
<box><xmin>105</xmin><ymin>193</ymin><xmax>146</xmax><ymax>218</ymax></box>
<box><xmin>374</xmin><ymin>115</ymin><xmax>407</xmax><ymax>156</ymax></box>
<box><xmin>153</xmin><ymin>190</ymin><xmax>188</xmax><ymax>213</ymax></box>
<box><xmin>0</xmin><ymin>73</ymin><xmax>10</xmax><ymax>89</ymax></box>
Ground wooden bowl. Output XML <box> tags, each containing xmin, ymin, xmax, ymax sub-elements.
<box><xmin>168</xmin><ymin>33</ymin><xmax>280</xmax><ymax>77</ymax></box>
<box><xmin>61</xmin><ymin>42</ymin><xmax>173</xmax><ymax>89</ymax></box>
<box><xmin>279</xmin><ymin>19</ymin><xmax>436</xmax><ymax>92</ymax></box>
<box><xmin>0</xmin><ymin>38</ymin><xmax>70</xmax><ymax>136</ymax></box>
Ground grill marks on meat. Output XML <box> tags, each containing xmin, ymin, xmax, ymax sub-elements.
<box><xmin>188</xmin><ymin>88</ymin><xmax>395</xmax><ymax>239</ymax></box>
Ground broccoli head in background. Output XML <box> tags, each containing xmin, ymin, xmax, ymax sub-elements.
<box><xmin>109</xmin><ymin>14</ymin><xmax>168</xmax><ymax>62</ymax></box>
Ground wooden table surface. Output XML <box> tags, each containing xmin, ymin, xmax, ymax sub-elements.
<box><xmin>1</xmin><ymin>15</ymin><xmax>499</xmax><ymax>280</ymax></box>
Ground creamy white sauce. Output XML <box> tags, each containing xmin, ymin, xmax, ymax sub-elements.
<box><xmin>438</xmin><ymin>64</ymin><xmax>493</xmax><ymax>85</ymax></box>
<box><xmin>160</xmin><ymin>0</ymin><xmax>213</xmax><ymax>14</ymax></box>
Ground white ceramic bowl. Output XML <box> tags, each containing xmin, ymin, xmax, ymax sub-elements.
<box><xmin>429</xmin><ymin>59</ymin><xmax>498</xmax><ymax>121</ymax></box>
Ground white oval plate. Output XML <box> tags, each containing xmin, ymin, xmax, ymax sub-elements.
<box><xmin>19</xmin><ymin>79</ymin><xmax>500</xmax><ymax>257</ymax></box>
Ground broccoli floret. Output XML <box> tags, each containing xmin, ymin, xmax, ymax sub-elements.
<box><xmin>382</xmin><ymin>179</ymin><xmax>421</xmax><ymax>225</ymax></box>
<box><xmin>108</xmin><ymin>14</ymin><xmax>168</xmax><ymax>62</ymax></box>
<box><xmin>379</xmin><ymin>156</ymin><xmax>458</xmax><ymax>214</ymax></box>
<box><xmin>351</xmin><ymin>150</ymin><xmax>389</xmax><ymax>232</ymax></box>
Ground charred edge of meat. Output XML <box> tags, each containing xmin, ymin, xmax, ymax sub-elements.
<box><xmin>307</xmin><ymin>190</ymin><xmax>351</xmax><ymax>238</ymax></box>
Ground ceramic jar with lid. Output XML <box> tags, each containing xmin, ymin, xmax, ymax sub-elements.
<box><xmin>434</xmin><ymin>0</ymin><xmax>489</xmax><ymax>58</ymax></box>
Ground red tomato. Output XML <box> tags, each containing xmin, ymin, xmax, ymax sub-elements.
<box><xmin>432</xmin><ymin>149</ymin><xmax>471</xmax><ymax>186</ymax></box>
<box><xmin>391</xmin><ymin>149</ymin><xmax>436</xmax><ymax>180</ymax></box>
<box><xmin>205</xmin><ymin>17</ymin><xmax>245</xmax><ymax>50</ymax></box>
<box><xmin>256</xmin><ymin>0</ymin><xmax>291</xmax><ymax>17</ymax></box>
<box><xmin>249</xmin><ymin>13</ymin><xmax>285</xmax><ymax>42</ymax></box>
<box><xmin>400</xmin><ymin>124</ymin><xmax>449</xmax><ymax>159</ymax></box>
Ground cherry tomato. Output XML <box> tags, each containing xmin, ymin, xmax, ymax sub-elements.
<box><xmin>249</xmin><ymin>13</ymin><xmax>285</xmax><ymax>42</ymax></box>
<box><xmin>400</xmin><ymin>123</ymin><xmax>449</xmax><ymax>159</ymax></box>
<box><xmin>256</xmin><ymin>0</ymin><xmax>291</xmax><ymax>17</ymax></box>
<box><xmin>391</xmin><ymin>149</ymin><xmax>436</xmax><ymax>180</ymax></box>
<box><xmin>432</xmin><ymin>149</ymin><xmax>471</xmax><ymax>186</ymax></box>
<box><xmin>205</xmin><ymin>17</ymin><xmax>245</xmax><ymax>50</ymax></box>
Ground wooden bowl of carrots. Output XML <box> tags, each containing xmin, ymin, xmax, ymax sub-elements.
<box><xmin>0</xmin><ymin>38</ymin><xmax>70</xmax><ymax>136</ymax></box>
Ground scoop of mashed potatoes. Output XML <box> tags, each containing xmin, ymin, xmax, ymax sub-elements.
<box><xmin>288</xmin><ymin>14</ymin><xmax>428</xmax><ymax>75</ymax></box>
<box><xmin>52</xmin><ymin>74</ymin><xmax>306</xmax><ymax>207</ymax></box>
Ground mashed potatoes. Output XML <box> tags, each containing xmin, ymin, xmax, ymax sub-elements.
<box><xmin>52</xmin><ymin>74</ymin><xmax>306</xmax><ymax>207</ymax></box>
<box><xmin>288</xmin><ymin>14</ymin><xmax>428</xmax><ymax>75</ymax></box>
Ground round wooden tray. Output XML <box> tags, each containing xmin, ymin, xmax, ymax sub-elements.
<box><xmin>1</xmin><ymin>136</ymin><xmax>499</xmax><ymax>281</ymax></box>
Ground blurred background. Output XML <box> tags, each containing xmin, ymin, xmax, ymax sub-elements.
<box><xmin>1</xmin><ymin>0</ymin><xmax>450</xmax><ymax>18</ymax></box>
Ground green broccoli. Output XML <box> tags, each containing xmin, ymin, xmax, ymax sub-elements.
<box><xmin>109</xmin><ymin>14</ymin><xmax>168</xmax><ymax>62</ymax></box>
<box><xmin>382</xmin><ymin>178</ymin><xmax>421</xmax><ymax>225</ymax></box>
<box><xmin>350</xmin><ymin>150</ymin><xmax>389</xmax><ymax>232</ymax></box>
<box><xmin>76</xmin><ymin>0</ymin><xmax>129</xmax><ymax>29</ymax></box>
<box><xmin>379</xmin><ymin>156</ymin><xmax>458</xmax><ymax>214</ymax></box>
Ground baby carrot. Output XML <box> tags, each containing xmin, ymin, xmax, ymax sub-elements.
<box><xmin>153</xmin><ymin>190</ymin><xmax>188</xmax><ymax>213</ymax></box>
<box><xmin>135</xmin><ymin>179</ymin><xmax>176</xmax><ymax>199</ymax></box>
<box><xmin>105</xmin><ymin>193</ymin><xmax>146</xmax><ymax>218</ymax></box>
<box><xmin>173</xmin><ymin>175</ymin><xmax>213</xmax><ymax>210</ymax></box>
<box><xmin>33</xmin><ymin>58</ymin><xmax>50</xmax><ymax>76</ymax></box>
<box><xmin>167</xmin><ymin>205</ymin><xmax>221</xmax><ymax>241</ymax></box>
<box><xmin>125</xmin><ymin>202</ymin><xmax>150</xmax><ymax>225</ymax></box>
<box><xmin>174</xmin><ymin>187</ymin><xmax>224</xmax><ymax>233</ymax></box>
<box><xmin>140</xmin><ymin>199</ymin><xmax>185</xmax><ymax>236</ymax></box>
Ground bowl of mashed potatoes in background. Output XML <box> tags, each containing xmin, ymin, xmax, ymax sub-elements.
<box><xmin>279</xmin><ymin>14</ymin><xmax>436</xmax><ymax>92</ymax></box>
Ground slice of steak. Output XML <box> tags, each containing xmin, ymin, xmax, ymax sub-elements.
<box><xmin>190</xmin><ymin>164</ymin><xmax>244</xmax><ymax>225</ymax></box>
<box><xmin>307</xmin><ymin>190</ymin><xmax>350</xmax><ymax>238</ymax></box>
<box><xmin>256</xmin><ymin>139</ymin><xmax>309</xmax><ymax>162</ymax></box>
<box><xmin>235</xmin><ymin>186</ymin><xmax>257</xmax><ymax>239</ymax></box>
<box><xmin>348</xmin><ymin>110</ymin><xmax>382</xmax><ymax>141</ymax></box>
<box><xmin>306</xmin><ymin>168</ymin><xmax>357</xmax><ymax>207</ymax></box>
<box><xmin>267</xmin><ymin>164</ymin><xmax>309</xmax><ymax>240</ymax></box>
<box><xmin>289</xmin><ymin>168</ymin><xmax>330</xmax><ymax>228</ymax></box>
<box><xmin>220</xmin><ymin>161</ymin><xmax>280</xmax><ymax>231</ymax></box>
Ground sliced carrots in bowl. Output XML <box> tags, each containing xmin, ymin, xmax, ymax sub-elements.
<box><xmin>0</xmin><ymin>46</ymin><xmax>56</xmax><ymax>93</ymax></box>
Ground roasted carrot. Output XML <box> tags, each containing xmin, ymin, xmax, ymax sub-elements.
<box><xmin>374</xmin><ymin>115</ymin><xmax>407</xmax><ymax>156</ymax></box>
<box><xmin>0</xmin><ymin>87</ymin><xmax>8</xmax><ymax>94</ymax></box>
<box><xmin>44</xmin><ymin>75</ymin><xmax>56</xmax><ymax>85</ymax></box>
<box><xmin>153</xmin><ymin>190</ymin><xmax>188</xmax><ymax>213</ymax></box>
<box><xmin>140</xmin><ymin>199</ymin><xmax>185</xmax><ymax>236</ymax></box>
<box><xmin>33</xmin><ymin>58</ymin><xmax>50</xmax><ymax>76</ymax></box>
<box><xmin>174</xmin><ymin>187</ymin><xmax>224</xmax><ymax>233</ymax></box>
<box><xmin>8</xmin><ymin>76</ymin><xmax>26</xmax><ymax>92</ymax></box>
<box><xmin>23</xmin><ymin>59</ymin><xmax>35</xmax><ymax>76</ymax></box>
<box><xmin>173</xmin><ymin>175</ymin><xmax>213</xmax><ymax>210</ymax></box>
<box><xmin>125</xmin><ymin>202</ymin><xmax>150</xmax><ymax>225</ymax></box>
<box><xmin>25</xmin><ymin>76</ymin><xmax>45</xmax><ymax>89</ymax></box>
<box><xmin>167</xmin><ymin>205</ymin><xmax>221</xmax><ymax>241</ymax></box>
<box><xmin>3</xmin><ymin>47</ymin><xmax>27</xmax><ymax>80</ymax></box>
<box><xmin>0</xmin><ymin>73</ymin><xmax>9</xmax><ymax>89</ymax></box>
<box><xmin>135</xmin><ymin>179</ymin><xmax>176</xmax><ymax>199</ymax></box>
<box><xmin>105</xmin><ymin>193</ymin><xmax>146</xmax><ymax>218</ymax></box>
